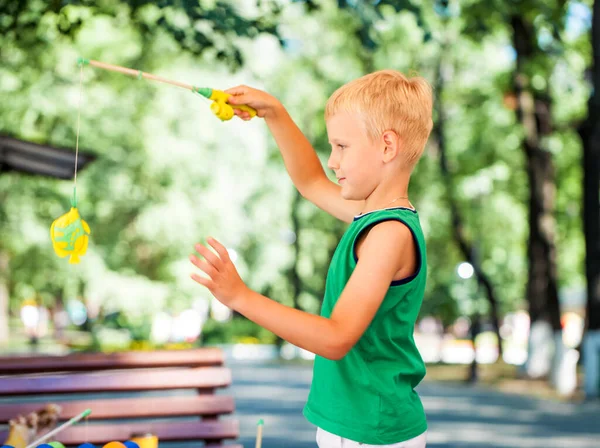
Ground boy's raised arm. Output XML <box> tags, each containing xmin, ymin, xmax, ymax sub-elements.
<box><xmin>264</xmin><ymin>105</ymin><xmax>327</xmax><ymax>198</ymax></box>
<box><xmin>226</xmin><ymin>86</ymin><xmax>364</xmax><ymax>223</ymax></box>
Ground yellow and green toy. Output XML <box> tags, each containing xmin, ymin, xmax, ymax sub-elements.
<box><xmin>193</xmin><ymin>87</ymin><xmax>256</xmax><ymax>121</ymax></box>
<box><xmin>50</xmin><ymin>187</ymin><xmax>90</xmax><ymax>264</ymax></box>
<box><xmin>77</xmin><ymin>58</ymin><xmax>257</xmax><ymax>122</ymax></box>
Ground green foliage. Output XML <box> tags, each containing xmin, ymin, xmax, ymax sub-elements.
<box><xmin>0</xmin><ymin>1</ymin><xmax>284</xmax><ymax>333</ymax></box>
<box><xmin>0</xmin><ymin>0</ymin><xmax>591</xmax><ymax>345</ymax></box>
<box><xmin>0</xmin><ymin>0</ymin><xmax>282</xmax><ymax>69</ymax></box>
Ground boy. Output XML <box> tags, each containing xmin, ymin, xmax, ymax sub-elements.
<box><xmin>189</xmin><ymin>70</ymin><xmax>433</xmax><ymax>447</ymax></box>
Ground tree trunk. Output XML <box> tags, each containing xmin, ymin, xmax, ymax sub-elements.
<box><xmin>579</xmin><ymin>0</ymin><xmax>600</xmax><ymax>334</ymax></box>
<box><xmin>581</xmin><ymin>118</ymin><xmax>600</xmax><ymax>332</ymax></box>
<box><xmin>511</xmin><ymin>15</ymin><xmax>564</xmax><ymax>383</ymax></box>
<box><xmin>0</xmin><ymin>251</ymin><xmax>9</xmax><ymax>345</ymax></box>
<box><xmin>433</xmin><ymin>49</ymin><xmax>504</xmax><ymax>360</ymax></box>
<box><xmin>579</xmin><ymin>0</ymin><xmax>600</xmax><ymax>399</ymax></box>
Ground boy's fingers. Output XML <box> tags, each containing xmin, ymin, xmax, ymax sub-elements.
<box><xmin>224</xmin><ymin>85</ymin><xmax>246</xmax><ymax>95</ymax></box>
<box><xmin>189</xmin><ymin>255</ymin><xmax>218</xmax><ymax>279</ymax></box>
<box><xmin>191</xmin><ymin>273</ymin><xmax>214</xmax><ymax>289</ymax></box>
<box><xmin>233</xmin><ymin>109</ymin><xmax>249</xmax><ymax>119</ymax></box>
<box><xmin>224</xmin><ymin>87</ymin><xmax>249</xmax><ymax>104</ymax></box>
<box><xmin>194</xmin><ymin>243</ymin><xmax>221</xmax><ymax>270</ymax></box>
<box><xmin>207</xmin><ymin>237</ymin><xmax>231</xmax><ymax>262</ymax></box>
<box><xmin>227</xmin><ymin>95</ymin><xmax>242</xmax><ymax>105</ymax></box>
<box><xmin>229</xmin><ymin>94</ymin><xmax>253</xmax><ymax>106</ymax></box>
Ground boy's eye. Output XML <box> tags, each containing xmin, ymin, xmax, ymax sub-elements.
<box><xmin>337</xmin><ymin>144</ymin><xmax>346</xmax><ymax>150</ymax></box>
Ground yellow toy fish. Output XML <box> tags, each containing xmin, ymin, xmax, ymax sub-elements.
<box><xmin>50</xmin><ymin>207</ymin><xmax>90</xmax><ymax>264</ymax></box>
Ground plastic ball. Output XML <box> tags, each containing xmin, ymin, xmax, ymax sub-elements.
<box><xmin>123</xmin><ymin>442</ymin><xmax>140</xmax><ymax>448</ymax></box>
<box><xmin>49</xmin><ymin>442</ymin><xmax>66</xmax><ymax>448</ymax></box>
<box><xmin>103</xmin><ymin>442</ymin><xmax>126</xmax><ymax>448</ymax></box>
<box><xmin>37</xmin><ymin>444</ymin><xmax>54</xmax><ymax>448</ymax></box>
<box><xmin>1</xmin><ymin>445</ymin><xmax>15</xmax><ymax>448</ymax></box>
<box><xmin>78</xmin><ymin>444</ymin><xmax>96</xmax><ymax>448</ymax></box>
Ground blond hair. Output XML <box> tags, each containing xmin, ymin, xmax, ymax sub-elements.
<box><xmin>325</xmin><ymin>70</ymin><xmax>433</xmax><ymax>169</ymax></box>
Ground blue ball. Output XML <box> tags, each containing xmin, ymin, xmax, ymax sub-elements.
<box><xmin>123</xmin><ymin>442</ymin><xmax>140</xmax><ymax>448</ymax></box>
<box><xmin>37</xmin><ymin>444</ymin><xmax>54</xmax><ymax>448</ymax></box>
<box><xmin>1</xmin><ymin>445</ymin><xmax>15</xmax><ymax>448</ymax></box>
<box><xmin>78</xmin><ymin>444</ymin><xmax>97</xmax><ymax>448</ymax></box>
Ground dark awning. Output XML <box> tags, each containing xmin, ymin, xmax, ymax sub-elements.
<box><xmin>0</xmin><ymin>135</ymin><xmax>96</xmax><ymax>179</ymax></box>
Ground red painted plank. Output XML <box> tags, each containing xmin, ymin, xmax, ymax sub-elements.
<box><xmin>0</xmin><ymin>420</ymin><xmax>239</xmax><ymax>444</ymax></box>
<box><xmin>0</xmin><ymin>367</ymin><xmax>231</xmax><ymax>395</ymax></box>
<box><xmin>61</xmin><ymin>420</ymin><xmax>238</xmax><ymax>444</ymax></box>
<box><xmin>0</xmin><ymin>395</ymin><xmax>235</xmax><ymax>422</ymax></box>
<box><xmin>0</xmin><ymin>349</ymin><xmax>224</xmax><ymax>374</ymax></box>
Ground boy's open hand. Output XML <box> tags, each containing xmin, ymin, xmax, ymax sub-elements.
<box><xmin>190</xmin><ymin>237</ymin><xmax>248</xmax><ymax>309</ymax></box>
<box><xmin>225</xmin><ymin>85</ymin><xmax>282</xmax><ymax>120</ymax></box>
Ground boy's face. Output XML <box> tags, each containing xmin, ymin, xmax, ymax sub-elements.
<box><xmin>326</xmin><ymin>112</ymin><xmax>382</xmax><ymax>201</ymax></box>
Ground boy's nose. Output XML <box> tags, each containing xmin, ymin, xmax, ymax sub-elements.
<box><xmin>327</xmin><ymin>153</ymin><xmax>339</xmax><ymax>170</ymax></box>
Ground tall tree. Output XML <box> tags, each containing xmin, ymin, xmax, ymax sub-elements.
<box><xmin>579</xmin><ymin>0</ymin><xmax>600</xmax><ymax>398</ymax></box>
<box><xmin>579</xmin><ymin>0</ymin><xmax>600</xmax><ymax>335</ymax></box>
<box><xmin>510</xmin><ymin>10</ymin><xmax>563</xmax><ymax>375</ymax></box>
<box><xmin>433</xmin><ymin>43</ymin><xmax>504</xmax><ymax>362</ymax></box>
<box><xmin>460</xmin><ymin>1</ymin><xmax>572</xmax><ymax>384</ymax></box>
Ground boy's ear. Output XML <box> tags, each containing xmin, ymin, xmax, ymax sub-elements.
<box><xmin>381</xmin><ymin>130</ymin><xmax>401</xmax><ymax>163</ymax></box>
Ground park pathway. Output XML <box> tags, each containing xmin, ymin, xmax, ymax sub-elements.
<box><xmin>225</xmin><ymin>360</ymin><xmax>600</xmax><ymax>448</ymax></box>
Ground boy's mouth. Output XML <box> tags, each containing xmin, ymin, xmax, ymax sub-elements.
<box><xmin>337</xmin><ymin>177</ymin><xmax>346</xmax><ymax>183</ymax></box>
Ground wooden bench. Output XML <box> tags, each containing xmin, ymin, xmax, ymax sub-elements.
<box><xmin>0</xmin><ymin>348</ymin><xmax>241</xmax><ymax>447</ymax></box>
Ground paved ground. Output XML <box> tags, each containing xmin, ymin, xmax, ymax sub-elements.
<box><xmin>226</xmin><ymin>361</ymin><xmax>600</xmax><ymax>448</ymax></box>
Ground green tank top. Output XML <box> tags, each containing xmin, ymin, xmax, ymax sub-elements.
<box><xmin>303</xmin><ymin>207</ymin><xmax>427</xmax><ymax>444</ymax></box>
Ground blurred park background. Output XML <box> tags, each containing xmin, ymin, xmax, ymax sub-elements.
<box><xmin>0</xmin><ymin>0</ymin><xmax>599</xmax><ymax>443</ymax></box>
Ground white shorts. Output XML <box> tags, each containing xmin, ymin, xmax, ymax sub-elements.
<box><xmin>316</xmin><ymin>427</ymin><xmax>427</xmax><ymax>448</ymax></box>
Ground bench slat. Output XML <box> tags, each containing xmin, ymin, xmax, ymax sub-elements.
<box><xmin>5</xmin><ymin>420</ymin><xmax>240</xmax><ymax>444</ymax></box>
<box><xmin>0</xmin><ymin>349</ymin><xmax>224</xmax><ymax>374</ymax></box>
<box><xmin>205</xmin><ymin>445</ymin><xmax>243</xmax><ymax>448</ymax></box>
<box><xmin>0</xmin><ymin>395</ymin><xmax>235</xmax><ymax>422</ymax></box>
<box><xmin>0</xmin><ymin>367</ymin><xmax>231</xmax><ymax>395</ymax></box>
